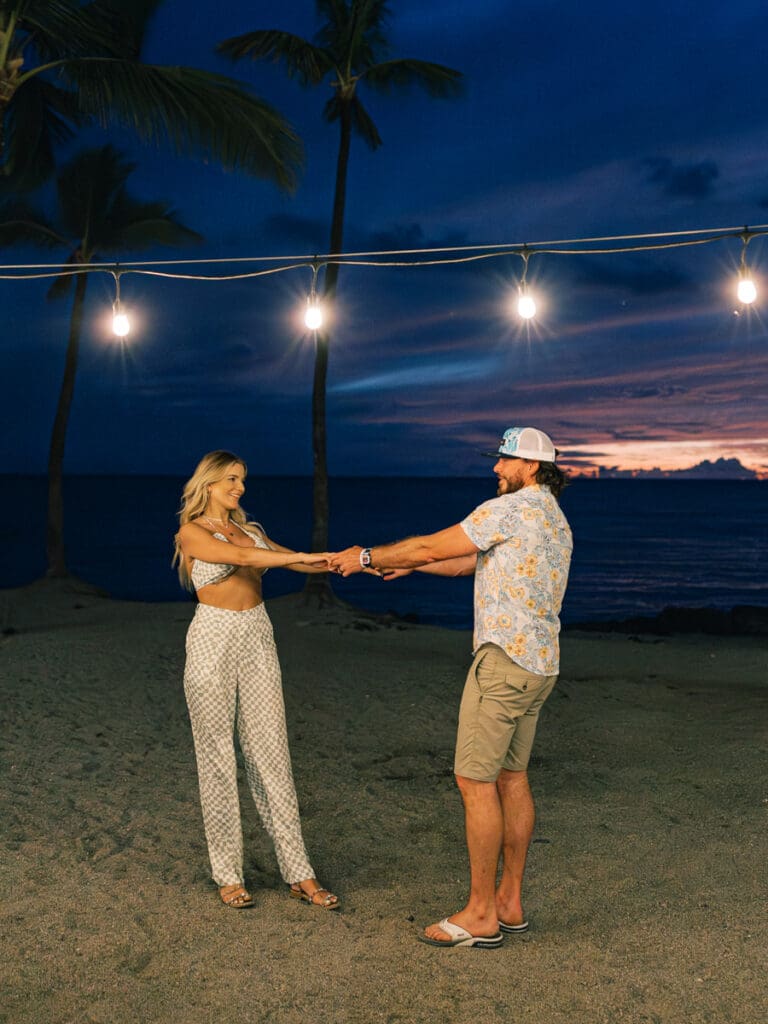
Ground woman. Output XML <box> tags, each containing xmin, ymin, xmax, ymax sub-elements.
<box><xmin>173</xmin><ymin>450</ymin><xmax>339</xmax><ymax>910</ymax></box>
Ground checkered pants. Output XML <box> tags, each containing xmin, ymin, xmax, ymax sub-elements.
<box><xmin>184</xmin><ymin>602</ymin><xmax>314</xmax><ymax>887</ymax></box>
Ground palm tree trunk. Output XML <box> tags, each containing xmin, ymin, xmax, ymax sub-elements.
<box><xmin>303</xmin><ymin>101</ymin><xmax>353</xmax><ymax>603</ymax></box>
<box><xmin>46</xmin><ymin>271</ymin><xmax>87</xmax><ymax>577</ymax></box>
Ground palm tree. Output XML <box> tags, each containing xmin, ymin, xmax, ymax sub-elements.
<box><xmin>0</xmin><ymin>0</ymin><xmax>301</xmax><ymax>190</ymax></box>
<box><xmin>218</xmin><ymin>0</ymin><xmax>462</xmax><ymax>601</ymax></box>
<box><xmin>0</xmin><ymin>144</ymin><xmax>202</xmax><ymax>577</ymax></box>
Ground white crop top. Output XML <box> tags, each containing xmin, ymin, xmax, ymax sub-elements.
<box><xmin>190</xmin><ymin>521</ymin><xmax>270</xmax><ymax>591</ymax></box>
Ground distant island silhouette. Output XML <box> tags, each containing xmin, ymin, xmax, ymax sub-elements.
<box><xmin>596</xmin><ymin>457</ymin><xmax>761</xmax><ymax>480</ymax></box>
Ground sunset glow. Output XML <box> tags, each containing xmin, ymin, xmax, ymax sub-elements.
<box><xmin>563</xmin><ymin>438</ymin><xmax>768</xmax><ymax>477</ymax></box>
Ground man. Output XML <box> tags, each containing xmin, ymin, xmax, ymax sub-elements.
<box><xmin>329</xmin><ymin>426</ymin><xmax>573</xmax><ymax>949</ymax></box>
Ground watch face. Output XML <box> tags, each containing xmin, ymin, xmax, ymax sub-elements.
<box><xmin>361</xmin><ymin>548</ymin><xmax>371</xmax><ymax>566</ymax></box>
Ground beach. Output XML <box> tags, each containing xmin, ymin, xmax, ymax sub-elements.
<box><xmin>1</xmin><ymin>580</ymin><xmax>766</xmax><ymax>1024</ymax></box>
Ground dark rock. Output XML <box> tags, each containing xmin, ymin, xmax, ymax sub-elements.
<box><xmin>566</xmin><ymin>604</ymin><xmax>768</xmax><ymax>636</ymax></box>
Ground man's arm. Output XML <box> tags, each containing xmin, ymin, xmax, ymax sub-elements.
<box><xmin>330</xmin><ymin>524</ymin><xmax>479</xmax><ymax>577</ymax></box>
<box><xmin>415</xmin><ymin>553</ymin><xmax>477</xmax><ymax>576</ymax></box>
<box><xmin>381</xmin><ymin>553</ymin><xmax>477</xmax><ymax>579</ymax></box>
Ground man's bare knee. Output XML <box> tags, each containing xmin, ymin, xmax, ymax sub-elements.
<box><xmin>455</xmin><ymin>774</ymin><xmax>497</xmax><ymax>801</ymax></box>
<box><xmin>496</xmin><ymin>769</ymin><xmax>529</xmax><ymax>795</ymax></box>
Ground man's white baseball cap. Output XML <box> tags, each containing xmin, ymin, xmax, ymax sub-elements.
<box><xmin>482</xmin><ymin>426</ymin><xmax>557</xmax><ymax>462</ymax></box>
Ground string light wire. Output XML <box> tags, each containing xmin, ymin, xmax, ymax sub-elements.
<box><xmin>0</xmin><ymin>223</ymin><xmax>765</xmax><ymax>289</ymax></box>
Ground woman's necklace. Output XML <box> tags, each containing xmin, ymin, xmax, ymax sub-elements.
<box><xmin>204</xmin><ymin>515</ymin><xmax>236</xmax><ymax>535</ymax></box>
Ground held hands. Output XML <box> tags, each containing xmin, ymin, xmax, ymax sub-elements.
<box><xmin>328</xmin><ymin>546</ymin><xmax>365</xmax><ymax>577</ymax></box>
<box><xmin>326</xmin><ymin>549</ymin><xmax>412</xmax><ymax>581</ymax></box>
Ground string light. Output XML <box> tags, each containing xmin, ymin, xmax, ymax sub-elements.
<box><xmin>0</xmin><ymin>222</ymin><xmax>765</xmax><ymax>328</ymax></box>
<box><xmin>516</xmin><ymin>249</ymin><xmax>537</xmax><ymax>319</ymax></box>
<box><xmin>304</xmin><ymin>302</ymin><xmax>323</xmax><ymax>330</ymax></box>
<box><xmin>111</xmin><ymin>271</ymin><xmax>130</xmax><ymax>337</ymax></box>
<box><xmin>518</xmin><ymin>292</ymin><xmax>536</xmax><ymax>319</ymax></box>
<box><xmin>737</xmin><ymin>231</ymin><xmax>757</xmax><ymax>305</ymax></box>
<box><xmin>303</xmin><ymin>261</ymin><xmax>323</xmax><ymax>331</ymax></box>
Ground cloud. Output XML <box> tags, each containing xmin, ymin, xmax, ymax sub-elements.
<box><xmin>565</xmin><ymin>255</ymin><xmax>693</xmax><ymax>296</ymax></box>
<box><xmin>644</xmin><ymin>158</ymin><xmax>720</xmax><ymax>199</ymax></box>
<box><xmin>604</xmin><ymin>384</ymin><xmax>689</xmax><ymax>401</ymax></box>
<box><xmin>331</xmin><ymin>354</ymin><xmax>502</xmax><ymax>393</ymax></box>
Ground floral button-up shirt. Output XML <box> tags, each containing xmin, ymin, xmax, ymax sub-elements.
<box><xmin>460</xmin><ymin>484</ymin><xmax>573</xmax><ymax>675</ymax></box>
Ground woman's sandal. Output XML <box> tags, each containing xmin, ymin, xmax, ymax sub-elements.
<box><xmin>289</xmin><ymin>883</ymin><xmax>340</xmax><ymax>910</ymax></box>
<box><xmin>219</xmin><ymin>884</ymin><xmax>255</xmax><ymax>909</ymax></box>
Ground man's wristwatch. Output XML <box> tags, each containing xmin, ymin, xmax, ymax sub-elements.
<box><xmin>359</xmin><ymin>547</ymin><xmax>373</xmax><ymax>568</ymax></box>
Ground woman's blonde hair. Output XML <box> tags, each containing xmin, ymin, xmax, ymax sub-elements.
<box><xmin>172</xmin><ymin>450</ymin><xmax>249</xmax><ymax>589</ymax></box>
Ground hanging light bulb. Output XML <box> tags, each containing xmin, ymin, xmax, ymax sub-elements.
<box><xmin>516</xmin><ymin>249</ymin><xmax>537</xmax><ymax>319</ymax></box>
<box><xmin>518</xmin><ymin>291</ymin><xmax>537</xmax><ymax>319</ymax></box>
<box><xmin>304</xmin><ymin>295</ymin><xmax>323</xmax><ymax>330</ymax></box>
<box><xmin>737</xmin><ymin>277</ymin><xmax>757</xmax><ymax>305</ymax></box>
<box><xmin>112</xmin><ymin>306</ymin><xmax>130</xmax><ymax>336</ymax></box>
<box><xmin>303</xmin><ymin>260</ymin><xmax>324</xmax><ymax>331</ymax></box>
<box><xmin>111</xmin><ymin>271</ymin><xmax>131</xmax><ymax>337</ymax></box>
<box><xmin>737</xmin><ymin>231</ymin><xmax>757</xmax><ymax>305</ymax></box>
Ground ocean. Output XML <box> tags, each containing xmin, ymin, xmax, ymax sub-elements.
<box><xmin>3</xmin><ymin>476</ymin><xmax>767</xmax><ymax>628</ymax></box>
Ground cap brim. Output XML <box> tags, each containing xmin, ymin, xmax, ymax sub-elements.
<box><xmin>481</xmin><ymin>450</ymin><xmax>555</xmax><ymax>461</ymax></box>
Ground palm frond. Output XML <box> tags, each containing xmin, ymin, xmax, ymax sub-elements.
<box><xmin>322</xmin><ymin>93</ymin><xmax>381</xmax><ymax>149</ymax></box>
<box><xmin>349</xmin><ymin>95</ymin><xmax>381</xmax><ymax>149</ymax></box>
<box><xmin>217</xmin><ymin>30</ymin><xmax>331</xmax><ymax>87</ymax></box>
<box><xmin>105</xmin><ymin>190</ymin><xmax>203</xmax><ymax>250</ymax></box>
<box><xmin>350</xmin><ymin>0</ymin><xmax>391</xmax><ymax>62</ymax></box>
<box><xmin>113</xmin><ymin>216</ymin><xmax>202</xmax><ymax>250</ymax></box>
<box><xmin>56</xmin><ymin>145</ymin><xmax>137</xmax><ymax>239</ymax></box>
<box><xmin>1</xmin><ymin>77</ymin><xmax>79</xmax><ymax>188</ymax></box>
<box><xmin>81</xmin><ymin>0</ymin><xmax>164</xmax><ymax>58</ymax></box>
<box><xmin>20</xmin><ymin>0</ymin><xmax>119</xmax><ymax>61</ymax></box>
<box><xmin>322</xmin><ymin>93</ymin><xmax>341</xmax><ymax>125</ymax></box>
<box><xmin>315</xmin><ymin>0</ymin><xmax>352</xmax><ymax>42</ymax></box>
<box><xmin>0</xmin><ymin>205</ymin><xmax>66</xmax><ymax>248</ymax></box>
<box><xmin>57</xmin><ymin>60</ymin><xmax>302</xmax><ymax>190</ymax></box>
<box><xmin>362</xmin><ymin>59</ymin><xmax>463</xmax><ymax>98</ymax></box>
<box><xmin>316</xmin><ymin>0</ymin><xmax>390</xmax><ymax>67</ymax></box>
<box><xmin>51</xmin><ymin>144</ymin><xmax>201</xmax><ymax>254</ymax></box>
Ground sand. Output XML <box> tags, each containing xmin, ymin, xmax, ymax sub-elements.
<box><xmin>1</xmin><ymin>580</ymin><xmax>766</xmax><ymax>1024</ymax></box>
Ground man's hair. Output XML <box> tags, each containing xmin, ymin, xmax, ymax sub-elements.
<box><xmin>535</xmin><ymin>454</ymin><xmax>569</xmax><ymax>500</ymax></box>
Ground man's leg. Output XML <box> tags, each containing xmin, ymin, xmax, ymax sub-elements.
<box><xmin>494</xmin><ymin>769</ymin><xmax>535</xmax><ymax>927</ymax></box>
<box><xmin>423</xmin><ymin>646</ymin><xmax>548</xmax><ymax>943</ymax></box>
<box><xmin>423</xmin><ymin>775</ymin><xmax>503</xmax><ymax>941</ymax></box>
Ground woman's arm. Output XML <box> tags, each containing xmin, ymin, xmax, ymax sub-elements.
<box><xmin>179</xmin><ymin>523</ymin><xmax>326</xmax><ymax>570</ymax></box>
<box><xmin>250</xmin><ymin>529</ymin><xmax>329</xmax><ymax>574</ymax></box>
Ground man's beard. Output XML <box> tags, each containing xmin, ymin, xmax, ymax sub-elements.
<box><xmin>496</xmin><ymin>477</ymin><xmax>523</xmax><ymax>496</ymax></box>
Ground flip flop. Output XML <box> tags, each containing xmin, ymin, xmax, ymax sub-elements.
<box><xmin>499</xmin><ymin>919</ymin><xmax>529</xmax><ymax>934</ymax></box>
<box><xmin>418</xmin><ymin>918</ymin><xmax>504</xmax><ymax>949</ymax></box>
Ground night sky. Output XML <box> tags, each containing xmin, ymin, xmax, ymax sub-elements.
<box><xmin>3</xmin><ymin>0</ymin><xmax>768</xmax><ymax>477</ymax></box>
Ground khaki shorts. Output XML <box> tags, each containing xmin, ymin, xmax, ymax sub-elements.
<box><xmin>454</xmin><ymin>643</ymin><xmax>557</xmax><ymax>781</ymax></box>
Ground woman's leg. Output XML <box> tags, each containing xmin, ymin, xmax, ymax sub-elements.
<box><xmin>184</xmin><ymin>605</ymin><xmax>244</xmax><ymax>887</ymax></box>
<box><xmin>235</xmin><ymin>605</ymin><xmax>315</xmax><ymax>884</ymax></box>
